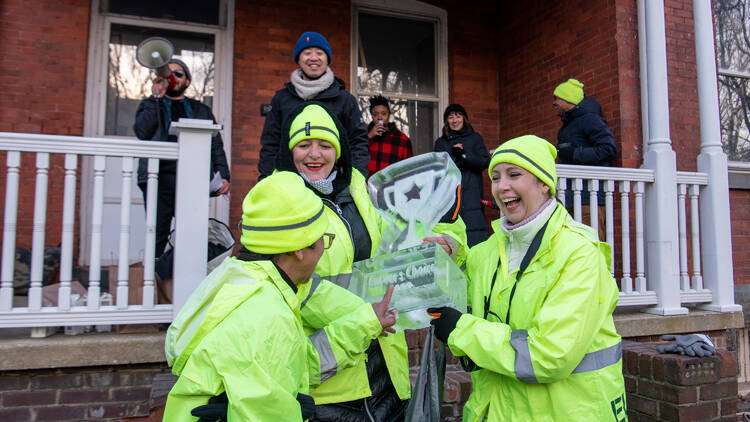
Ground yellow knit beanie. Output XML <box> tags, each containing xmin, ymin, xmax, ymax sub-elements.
<box><xmin>240</xmin><ymin>171</ymin><xmax>328</xmax><ymax>254</ymax></box>
<box><xmin>553</xmin><ymin>78</ymin><xmax>585</xmax><ymax>105</ymax></box>
<box><xmin>489</xmin><ymin>135</ymin><xmax>558</xmax><ymax>195</ymax></box>
<box><xmin>288</xmin><ymin>104</ymin><xmax>341</xmax><ymax>159</ymax></box>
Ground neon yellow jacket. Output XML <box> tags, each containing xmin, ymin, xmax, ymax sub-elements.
<box><xmin>449</xmin><ymin>204</ymin><xmax>626</xmax><ymax>422</ymax></box>
<box><xmin>163</xmin><ymin>258</ymin><xmax>382</xmax><ymax>421</ymax></box>
<box><xmin>300</xmin><ymin>170</ymin><xmax>468</xmax><ymax>404</ymax></box>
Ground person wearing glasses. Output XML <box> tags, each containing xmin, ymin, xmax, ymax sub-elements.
<box><xmin>164</xmin><ymin>171</ymin><xmax>397</xmax><ymax>421</ymax></box>
<box><xmin>133</xmin><ymin>58</ymin><xmax>231</xmax><ymax>262</ymax></box>
<box><xmin>427</xmin><ymin>135</ymin><xmax>625</xmax><ymax>421</ymax></box>
<box><xmin>274</xmin><ymin>102</ymin><xmax>468</xmax><ymax>421</ymax></box>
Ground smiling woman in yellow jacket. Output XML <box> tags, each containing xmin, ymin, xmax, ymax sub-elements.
<box><xmin>428</xmin><ymin>135</ymin><xmax>626</xmax><ymax>422</ymax></box>
<box><xmin>275</xmin><ymin>102</ymin><xmax>468</xmax><ymax>420</ymax></box>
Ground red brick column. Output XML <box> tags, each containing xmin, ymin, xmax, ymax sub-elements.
<box><xmin>623</xmin><ymin>340</ymin><xmax>738</xmax><ymax>421</ymax></box>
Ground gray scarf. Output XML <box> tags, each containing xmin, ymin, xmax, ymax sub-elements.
<box><xmin>291</xmin><ymin>68</ymin><xmax>335</xmax><ymax>100</ymax></box>
<box><xmin>300</xmin><ymin>169</ymin><xmax>337</xmax><ymax>195</ymax></box>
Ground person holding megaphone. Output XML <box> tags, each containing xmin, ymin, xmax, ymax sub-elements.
<box><xmin>133</xmin><ymin>43</ymin><xmax>231</xmax><ymax>270</ymax></box>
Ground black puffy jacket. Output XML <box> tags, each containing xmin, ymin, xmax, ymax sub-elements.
<box><xmin>557</xmin><ymin>96</ymin><xmax>617</xmax><ymax>205</ymax></box>
<box><xmin>260</xmin><ymin>77</ymin><xmax>370</xmax><ymax>178</ymax></box>
<box><xmin>133</xmin><ymin>97</ymin><xmax>230</xmax><ymax>185</ymax></box>
<box><xmin>435</xmin><ymin>129</ymin><xmax>490</xmax><ymax>247</ymax></box>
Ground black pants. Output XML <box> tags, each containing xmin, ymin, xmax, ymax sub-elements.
<box><xmin>138</xmin><ymin>173</ymin><xmax>176</xmax><ymax>258</ymax></box>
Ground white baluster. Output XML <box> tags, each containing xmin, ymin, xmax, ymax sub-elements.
<box><xmin>634</xmin><ymin>182</ymin><xmax>647</xmax><ymax>293</ymax></box>
<box><xmin>604</xmin><ymin>180</ymin><xmax>616</xmax><ymax>275</ymax></box>
<box><xmin>620</xmin><ymin>181</ymin><xmax>632</xmax><ymax>294</ymax></box>
<box><xmin>28</xmin><ymin>153</ymin><xmax>49</xmax><ymax>311</ymax></box>
<box><xmin>573</xmin><ymin>178</ymin><xmax>583</xmax><ymax>222</ymax></box>
<box><xmin>142</xmin><ymin>158</ymin><xmax>159</xmax><ymax>308</ymax></box>
<box><xmin>0</xmin><ymin>151</ymin><xmax>21</xmax><ymax>311</ymax></box>
<box><xmin>589</xmin><ymin>179</ymin><xmax>599</xmax><ymax>234</ymax></box>
<box><xmin>87</xmin><ymin>155</ymin><xmax>105</xmax><ymax>310</ymax></box>
<box><xmin>116</xmin><ymin>157</ymin><xmax>134</xmax><ymax>309</ymax></box>
<box><xmin>557</xmin><ymin>177</ymin><xmax>567</xmax><ymax>206</ymax></box>
<box><xmin>689</xmin><ymin>184</ymin><xmax>703</xmax><ymax>290</ymax></box>
<box><xmin>677</xmin><ymin>184</ymin><xmax>689</xmax><ymax>292</ymax></box>
<box><xmin>58</xmin><ymin>154</ymin><xmax>77</xmax><ymax>311</ymax></box>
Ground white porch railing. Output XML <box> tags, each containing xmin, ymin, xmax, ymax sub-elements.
<box><xmin>556</xmin><ymin>164</ymin><xmax>716</xmax><ymax>308</ymax></box>
<box><xmin>0</xmin><ymin>129</ymin><xmax>739</xmax><ymax>330</ymax></box>
<box><xmin>0</xmin><ymin>119</ymin><xmax>219</xmax><ymax>329</ymax></box>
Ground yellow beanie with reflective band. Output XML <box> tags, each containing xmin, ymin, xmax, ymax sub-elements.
<box><xmin>240</xmin><ymin>171</ymin><xmax>328</xmax><ymax>254</ymax></box>
<box><xmin>288</xmin><ymin>104</ymin><xmax>341</xmax><ymax>159</ymax></box>
<box><xmin>489</xmin><ymin>135</ymin><xmax>558</xmax><ymax>195</ymax></box>
<box><xmin>553</xmin><ymin>78</ymin><xmax>584</xmax><ymax>105</ymax></box>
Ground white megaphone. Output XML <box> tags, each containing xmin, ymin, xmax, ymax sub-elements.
<box><xmin>136</xmin><ymin>37</ymin><xmax>178</xmax><ymax>93</ymax></box>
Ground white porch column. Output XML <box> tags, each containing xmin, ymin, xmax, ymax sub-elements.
<box><xmin>170</xmin><ymin>119</ymin><xmax>222</xmax><ymax>316</ymax></box>
<box><xmin>641</xmin><ymin>0</ymin><xmax>687</xmax><ymax>315</ymax></box>
<box><xmin>693</xmin><ymin>0</ymin><xmax>742</xmax><ymax>312</ymax></box>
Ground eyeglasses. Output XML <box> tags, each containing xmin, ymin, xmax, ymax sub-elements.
<box><xmin>172</xmin><ymin>70</ymin><xmax>185</xmax><ymax>78</ymax></box>
<box><xmin>322</xmin><ymin>233</ymin><xmax>335</xmax><ymax>249</ymax></box>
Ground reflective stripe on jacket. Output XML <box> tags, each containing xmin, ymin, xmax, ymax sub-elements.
<box><xmin>450</xmin><ymin>203</ymin><xmax>626</xmax><ymax>422</ymax></box>
<box><xmin>163</xmin><ymin>259</ymin><xmax>311</xmax><ymax>421</ymax></box>
<box><xmin>300</xmin><ymin>170</ymin><xmax>468</xmax><ymax>404</ymax></box>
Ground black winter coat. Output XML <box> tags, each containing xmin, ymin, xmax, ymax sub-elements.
<box><xmin>557</xmin><ymin>96</ymin><xmax>617</xmax><ymax>205</ymax></box>
<box><xmin>259</xmin><ymin>77</ymin><xmax>370</xmax><ymax>178</ymax></box>
<box><xmin>133</xmin><ymin>97</ymin><xmax>230</xmax><ymax>185</ymax></box>
<box><xmin>435</xmin><ymin>129</ymin><xmax>490</xmax><ymax>247</ymax></box>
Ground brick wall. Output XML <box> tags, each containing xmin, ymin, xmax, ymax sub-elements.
<box><xmin>0</xmin><ymin>0</ymin><xmax>89</xmax><ymax>251</ymax></box>
<box><xmin>731</xmin><ymin>190</ymin><xmax>750</xmax><ymax>284</ymax></box>
<box><xmin>495</xmin><ymin>0</ymin><xmax>620</xmax><ymax>154</ymax></box>
<box><xmin>665</xmin><ymin>0</ymin><xmax>701</xmax><ymax>173</ymax></box>
<box><xmin>624</xmin><ymin>341</ymin><xmax>738</xmax><ymax>421</ymax></box>
<box><xmin>0</xmin><ymin>363</ymin><xmax>169</xmax><ymax>421</ymax></box>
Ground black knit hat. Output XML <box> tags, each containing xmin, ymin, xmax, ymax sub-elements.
<box><xmin>443</xmin><ymin>104</ymin><xmax>468</xmax><ymax>122</ymax></box>
<box><xmin>167</xmin><ymin>58</ymin><xmax>192</xmax><ymax>81</ymax></box>
<box><xmin>369</xmin><ymin>95</ymin><xmax>390</xmax><ymax>112</ymax></box>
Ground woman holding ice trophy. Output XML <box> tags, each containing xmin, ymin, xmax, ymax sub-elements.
<box><xmin>273</xmin><ymin>101</ymin><xmax>468</xmax><ymax>420</ymax></box>
<box><xmin>427</xmin><ymin>135</ymin><xmax>625</xmax><ymax>421</ymax></box>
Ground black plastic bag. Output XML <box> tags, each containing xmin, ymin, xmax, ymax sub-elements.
<box><xmin>405</xmin><ymin>326</ymin><xmax>446</xmax><ymax>422</ymax></box>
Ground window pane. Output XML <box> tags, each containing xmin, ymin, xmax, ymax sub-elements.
<box><xmin>358</xmin><ymin>97</ymin><xmax>436</xmax><ymax>155</ymax></box>
<box><xmin>105</xmin><ymin>0</ymin><xmax>221</xmax><ymax>26</ymax></box>
<box><xmin>357</xmin><ymin>13</ymin><xmax>435</xmax><ymax>95</ymax></box>
<box><xmin>718</xmin><ymin>75</ymin><xmax>750</xmax><ymax>161</ymax></box>
<box><xmin>714</xmin><ymin>0</ymin><xmax>750</xmax><ymax>74</ymax></box>
<box><xmin>105</xmin><ymin>24</ymin><xmax>215</xmax><ymax>136</ymax></box>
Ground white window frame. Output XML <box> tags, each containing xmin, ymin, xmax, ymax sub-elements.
<box><xmin>80</xmin><ymin>0</ymin><xmax>234</xmax><ymax>265</ymax></box>
<box><xmin>350</xmin><ymin>0</ymin><xmax>449</xmax><ymax>145</ymax></box>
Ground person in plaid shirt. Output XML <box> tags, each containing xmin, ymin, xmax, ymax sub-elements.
<box><xmin>366</xmin><ymin>95</ymin><xmax>414</xmax><ymax>175</ymax></box>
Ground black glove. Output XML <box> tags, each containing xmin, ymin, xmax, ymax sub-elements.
<box><xmin>297</xmin><ymin>393</ymin><xmax>315</xmax><ymax>420</ymax></box>
<box><xmin>557</xmin><ymin>143</ymin><xmax>575</xmax><ymax>162</ymax></box>
<box><xmin>191</xmin><ymin>392</ymin><xmax>228</xmax><ymax>422</ymax></box>
<box><xmin>427</xmin><ymin>306</ymin><xmax>462</xmax><ymax>343</ymax></box>
<box><xmin>657</xmin><ymin>334</ymin><xmax>715</xmax><ymax>357</ymax></box>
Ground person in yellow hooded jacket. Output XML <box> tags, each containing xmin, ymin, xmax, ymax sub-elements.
<box><xmin>427</xmin><ymin>135</ymin><xmax>626</xmax><ymax>421</ymax></box>
<box><xmin>273</xmin><ymin>102</ymin><xmax>468</xmax><ymax>420</ymax></box>
<box><xmin>163</xmin><ymin>171</ymin><xmax>397</xmax><ymax>422</ymax></box>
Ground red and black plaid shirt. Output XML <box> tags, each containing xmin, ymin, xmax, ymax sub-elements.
<box><xmin>367</xmin><ymin>125</ymin><xmax>414</xmax><ymax>175</ymax></box>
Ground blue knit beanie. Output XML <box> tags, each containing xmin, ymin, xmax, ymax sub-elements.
<box><xmin>294</xmin><ymin>32</ymin><xmax>332</xmax><ymax>64</ymax></box>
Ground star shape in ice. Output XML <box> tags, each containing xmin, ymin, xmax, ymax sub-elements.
<box><xmin>404</xmin><ymin>183</ymin><xmax>421</xmax><ymax>201</ymax></box>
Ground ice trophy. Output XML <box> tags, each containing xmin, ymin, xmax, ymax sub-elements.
<box><xmin>349</xmin><ymin>152</ymin><xmax>467</xmax><ymax>330</ymax></box>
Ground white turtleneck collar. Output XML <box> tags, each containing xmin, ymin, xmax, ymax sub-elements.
<box><xmin>500</xmin><ymin>197</ymin><xmax>557</xmax><ymax>275</ymax></box>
